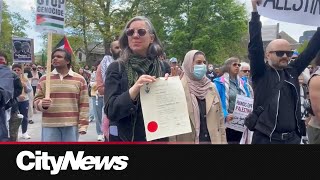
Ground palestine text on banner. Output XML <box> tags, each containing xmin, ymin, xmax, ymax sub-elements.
<box><xmin>257</xmin><ymin>0</ymin><xmax>320</xmax><ymax>27</ymax></box>
<box><xmin>36</xmin><ymin>0</ymin><xmax>65</xmax><ymax>35</ymax></box>
<box><xmin>140</xmin><ymin>76</ymin><xmax>192</xmax><ymax>141</ymax></box>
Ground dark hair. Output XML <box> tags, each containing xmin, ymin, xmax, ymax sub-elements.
<box><xmin>0</xmin><ymin>51</ymin><xmax>8</xmax><ymax>60</ymax></box>
<box><xmin>12</xmin><ymin>63</ymin><xmax>22</xmax><ymax>70</ymax></box>
<box><xmin>118</xmin><ymin>16</ymin><xmax>163</xmax><ymax>62</ymax></box>
<box><xmin>193</xmin><ymin>51</ymin><xmax>206</xmax><ymax>61</ymax></box>
<box><xmin>52</xmin><ymin>48</ymin><xmax>72</xmax><ymax>68</ymax></box>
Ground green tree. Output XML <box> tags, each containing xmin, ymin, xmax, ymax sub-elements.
<box><xmin>0</xmin><ymin>1</ymin><xmax>29</xmax><ymax>64</ymax></box>
<box><xmin>61</xmin><ymin>0</ymin><xmax>248</xmax><ymax>66</ymax></box>
<box><xmin>162</xmin><ymin>0</ymin><xmax>248</xmax><ymax>65</ymax></box>
<box><xmin>297</xmin><ymin>41</ymin><xmax>309</xmax><ymax>54</ymax></box>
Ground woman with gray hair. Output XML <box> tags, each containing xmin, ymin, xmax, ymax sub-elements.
<box><xmin>213</xmin><ymin>57</ymin><xmax>253</xmax><ymax>144</ymax></box>
<box><xmin>104</xmin><ymin>16</ymin><xmax>170</xmax><ymax>142</ymax></box>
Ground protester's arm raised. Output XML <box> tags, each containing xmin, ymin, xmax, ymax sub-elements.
<box><xmin>248</xmin><ymin>0</ymin><xmax>266</xmax><ymax>79</ymax></box>
<box><xmin>309</xmin><ymin>76</ymin><xmax>320</xmax><ymax>121</ymax></box>
<box><xmin>290</xmin><ymin>27</ymin><xmax>320</xmax><ymax>75</ymax></box>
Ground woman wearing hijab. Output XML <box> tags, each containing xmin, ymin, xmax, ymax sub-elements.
<box><xmin>213</xmin><ymin>57</ymin><xmax>253</xmax><ymax>144</ymax></box>
<box><xmin>104</xmin><ymin>16</ymin><xmax>170</xmax><ymax>142</ymax></box>
<box><xmin>170</xmin><ymin>50</ymin><xmax>227</xmax><ymax>144</ymax></box>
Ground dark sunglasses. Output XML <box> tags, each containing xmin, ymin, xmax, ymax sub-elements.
<box><xmin>232</xmin><ymin>63</ymin><xmax>241</xmax><ymax>67</ymax></box>
<box><xmin>242</xmin><ymin>70</ymin><xmax>250</xmax><ymax>73</ymax></box>
<box><xmin>126</xmin><ymin>28</ymin><xmax>148</xmax><ymax>37</ymax></box>
<box><xmin>270</xmin><ymin>51</ymin><xmax>293</xmax><ymax>58</ymax></box>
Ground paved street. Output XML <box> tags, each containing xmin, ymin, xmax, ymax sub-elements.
<box><xmin>18</xmin><ymin>110</ymin><xmax>103</xmax><ymax>142</ymax></box>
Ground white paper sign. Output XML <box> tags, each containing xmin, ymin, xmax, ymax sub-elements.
<box><xmin>226</xmin><ymin>95</ymin><xmax>253</xmax><ymax>132</ymax></box>
<box><xmin>257</xmin><ymin>0</ymin><xmax>320</xmax><ymax>26</ymax></box>
<box><xmin>36</xmin><ymin>0</ymin><xmax>65</xmax><ymax>34</ymax></box>
<box><xmin>140</xmin><ymin>76</ymin><xmax>192</xmax><ymax>141</ymax></box>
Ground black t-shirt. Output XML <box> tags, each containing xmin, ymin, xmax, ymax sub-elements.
<box><xmin>197</xmin><ymin>98</ymin><xmax>211</xmax><ymax>143</ymax></box>
<box><xmin>275</xmin><ymin>70</ymin><xmax>296</xmax><ymax>132</ymax></box>
<box><xmin>206</xmin><ymin>71</ymin><xmax>217</xmax><ymax>82</ymax></box>
<box><xmin>24</xmin><ymin>69</ymin><xmax>32</xmax><ymax>78</ymax></box>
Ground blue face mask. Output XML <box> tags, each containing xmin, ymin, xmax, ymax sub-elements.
<box><xmin>193</xmin><ymin>64</ymin><xmax>207</xmax><ymax>80</ymax></box>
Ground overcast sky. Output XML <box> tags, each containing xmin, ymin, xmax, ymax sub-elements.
<box><xmin>4</xmin><ymin>0</ymin><xmax>318</xmax><ymax>53</ymax></box>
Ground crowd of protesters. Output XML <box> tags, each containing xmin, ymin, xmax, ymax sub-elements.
<box><xmin>2</xmin><ymin>0</ymin><xmax>320</xmax><ymax>144</ymax></box>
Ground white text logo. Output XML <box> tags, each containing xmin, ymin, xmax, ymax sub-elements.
<box><xmin>16</xmin><ymin>151</ymin><xmax>129</xmax><ymax>175</ymax></box>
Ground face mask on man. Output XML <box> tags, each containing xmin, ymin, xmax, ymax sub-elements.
<box><xmin>193</xmin><ymin>64</ymin><xmax>207</xmax><ymax>80</ymax></box>
<box><xmin>208</xmin><ymin>66</ymin><xmax>213</xmax><ymax>72</ymax></box>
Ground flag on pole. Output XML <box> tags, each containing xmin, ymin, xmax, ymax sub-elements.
<box><xmin>54</xmin><ymin>35</ymin><xmax>73</xmax><ymax>54</ymax></box>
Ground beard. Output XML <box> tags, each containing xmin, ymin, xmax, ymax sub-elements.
<box><xmin>269</xmin><ymin>58</ymin><xmax>288</xmax><ymax>70</ymax></box>
<box><xmin>111</xmin><ymin>50</ymin><xmax>120</xmax><ymax>60</ymax></box>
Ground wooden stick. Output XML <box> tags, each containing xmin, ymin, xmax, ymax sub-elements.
<box><xmin>45</xmin><ymin>32</ymin><xmax>53</xmax><ymax>99</ymax></box>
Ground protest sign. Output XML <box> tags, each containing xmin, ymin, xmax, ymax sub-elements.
<box><xmin>36</xmin><ymin>0</ymin><xmax>65</xmax><ymax>34</ymax></box>
<box><xmin>12</xmin><ymin>37</ymin><xmax>34</xmax><ymax>63</ymax></box>
<box><xmin>225</xmin><ymin>95</ymin><xmax>253</xmax><ymax>132</ymax></box>
<box><xmin>257</xmin><ymin>0</ymin><xmax>320</xmax><ymax>26</ymax></box>
<box><xmin>140</xmin><ymin>77</ymin><xmax>192</xmax><ymax>141</ymax></box>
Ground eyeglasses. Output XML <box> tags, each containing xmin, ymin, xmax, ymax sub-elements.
<box><xmin>242</xmin><ymin>70</ymin><xmax>250</xmax><ymax>73</ymax></box>
<box><xmin>232</xmin><ymin>63</ymin><xmax>241</xmax><ymax>67</ymax></box>
<box><xmin>126</xmin><ymin>28</ymin><xmax>148</xmax><ymax>37</ymax></box>
<box><xmin>270</xmin><ymin>51</ymin><xmax>294</xmax><ymax>58</ymax></box>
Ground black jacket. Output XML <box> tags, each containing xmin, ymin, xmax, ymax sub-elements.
<box><xmin>104</xmin><ymin>60</ymin><xmax>170</xmax><ymax>141</ymax></box>
<box><xmin>248</xmin><ymin>12</ymin><xmax>320</xmax><ymax>138</ymax></box>
<box><xmin>0</xmin><ymin>65</ymin><xmax>22</xmax><ymax>112</ymax></box>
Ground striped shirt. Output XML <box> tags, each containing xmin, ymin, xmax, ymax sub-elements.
<box><xmin>34</xmin><ymin>69</ymin><xmax>89</xmax><ymax>132</ymax></box>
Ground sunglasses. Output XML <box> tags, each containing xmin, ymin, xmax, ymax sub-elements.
<box><xmin>126</xmin><ymin>28</ymin><xmax>148</xmax><ymax>37</ymax></box>
<box><xmin>270</xmin><ymin>51</ymin><xmax>293</xmax><ymax>58</ymax></box>
<box><xmin>232</xmin><ymin>63</ymin><xmax>241</xmax><ymax>67</ymax></box>
<box><xmin>242</xmin><ymin>70</ymin><xmax>250</xmax><ymax>73</ymax></box>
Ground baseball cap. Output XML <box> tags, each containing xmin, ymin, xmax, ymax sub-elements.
<box><xmin>292</xmin><ymin>50</ymin><xmax>299</xmax><ymax>57</ymax></box>
<box><xmin>170</xmin><ymin>57</ymin><xmax>177</xmax><ymax>63</ymax></box>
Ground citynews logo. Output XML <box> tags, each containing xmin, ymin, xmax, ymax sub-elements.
<box><xmin>16</xmin><ymin>151</ymin><xmax>129</xmax><ymax>175</ymax></box>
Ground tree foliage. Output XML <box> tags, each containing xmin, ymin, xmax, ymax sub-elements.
<box><xmin>0</xmin><ymin>1</ymin><xmax>29</xmax><ymax>64</ymax></box>
<box><xmin>40</xmin><ymin>0</ymin><xmax>248</xmax><ymax>66</ymax></box>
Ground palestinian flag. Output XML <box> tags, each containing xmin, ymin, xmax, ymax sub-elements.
<box><xmin>54</xmin><ymin>35</ymin><xmax>73</xmax><ymax>54</ymax></box>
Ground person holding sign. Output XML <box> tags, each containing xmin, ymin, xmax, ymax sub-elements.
<box><xmin>247</xmin><ymin>0</ymin><xmax>320</xmax><ymax>144</ymax></box>
<box><xmin>104</xmin><ymin>16</ymin><xmax>170</xmax><ymax>142</ymax></box>
<box><xmin>33</xmin><ymin>48</ymin><xmax>89</xmax><ymax>142</ymax></box>
<box><xmin>214</xmin><ymin>57</ymin><xmax>253</xmax><ymax>144</ymax></box>
<box><xmin>11</xmin><ymin>64</ymin><xmax>32</xmax><ymax>139</ymax></box>
<box><xmin>170</xmin><ymin>50</ymin><xmax>227</xmax><ymax>144</ymax></box>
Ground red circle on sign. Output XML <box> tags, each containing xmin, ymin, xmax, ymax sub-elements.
<box><xmin>148</xmin><ymin>121</ymin><xmax>158</xmax><ymax>133</ymax></box>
